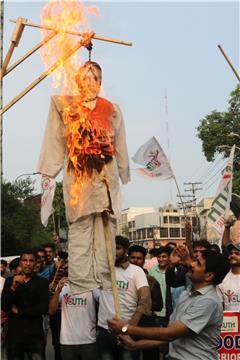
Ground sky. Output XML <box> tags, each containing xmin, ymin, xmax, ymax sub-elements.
<box><xmin>2</xmin><ymin>0</ymin><xmax>239</xmax><ymax>210</ymax></box>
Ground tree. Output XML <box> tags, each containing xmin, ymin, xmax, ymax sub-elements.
<box><xmin>45</xmin><ymin>181</ymin><xmax>68</xmax><ymax>237</ymax></box>
<box><xmin>1</xmin><ymin>179</ymin><xmax>52</xmax><ymax>256</ymax></box>
<box><xmin>197</xmin><ymin>85</ymin><xmax>240</xmax><ymax>194</ymax></box>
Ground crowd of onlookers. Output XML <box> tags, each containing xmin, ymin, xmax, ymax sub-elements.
<box><xmin>1</xmin><ymin>224</ymin><xmax>240</xmax><ymax>360</ymax></box>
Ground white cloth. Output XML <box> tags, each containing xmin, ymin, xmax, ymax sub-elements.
<box><xmin>68</xmin><ymin>214</ymin><xmax>116</xmax><ymax>293</ymax></box>
<box><xmin>37</xmin><ymin>96</ymin><xmax>130</xmax><ymax>293</ymax></box>
<box><xmin>97</xmin><ymin>264</ymin><xmax>149</xmax><ymax>329</ymax></box>
<box><xmin>59</xmin><ymin>284</ymin><xmax>97</xmax><ymax>345</ymax></box>
<box><xmin>37</xmin><ymin>96</ymin><xmax>130</xmax><ymax>223</ymax></box>
<box><xmin>217</xmin><ymin>270</ymin><xmax>240</xmax><ymax>312</ymax></box>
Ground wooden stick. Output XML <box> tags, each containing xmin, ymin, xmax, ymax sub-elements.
<box><xmin>10</xmin><ymin>18</ymin><xmax>132</xmax><ymax>46</ymax></box>
<box><xmin>103</xmin><ymin>212</ymin><xmax>121</xmax><ymax>319</ymax></box>
<box><xmin>49</xmin><ymin>258</ymin><xmax>63</xmax><ymax>291</ymax></box>
<box><xmin>1</xmin><ymin>17</ymin><xmax>26</xmax><ymax>78</ymax></box>
<box><xmin>218</xmin><ymin>44</ymin><xmax>240</xmax><ymax>82</ymax></box>
<box><xmin>4</xmin><ymin>31</ymin><xmax>58</xmax><ymax>77</ymax></box>
<box><xmin>0</xmin><ymin>35</ymin><xmax>91</xmax><ymax>115</ymax></box>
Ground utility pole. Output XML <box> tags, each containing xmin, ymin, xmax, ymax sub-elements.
<box><xmin>184</xmin><ymin>182</ymin><xmax>203</xmax><ymax>238</ymax></box>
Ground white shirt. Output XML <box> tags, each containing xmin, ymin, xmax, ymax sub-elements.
<box><xmin>59</xmin><ymin>284</ymin><xmax>97</xmax><ymax>345</ymax></box>
<box><xmin>217</xmin><ymin>270</ymin><xmax>240</xmax><ymax>312</ymax></box>
<box><xmin>37</xmin><ymin>96</ymin><xmax>130</xmax><ymax>222</ymax></box>
<box><xmin>97</xmin><ymin>264</ymin><xmax>149</xmax><ymax>329</ymax></box>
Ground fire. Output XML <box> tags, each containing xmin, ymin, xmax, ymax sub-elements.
<box><xmin>40</xmin><ymin>0</ymin><xmax>99</xmax><ymax>93</ymax></box>
<box><xmin>40</xmin><ymin>1</ymin><xmax>114</xmax><ymax>206</ymax></box>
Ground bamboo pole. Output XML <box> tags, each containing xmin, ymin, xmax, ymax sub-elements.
<box><xmin>0</xmin><ymin>33</ymin><xmax>93</xmax><ymax>115</ymax></box>
<box><xmin>1</xmin><ymin>17</ymin><xmax>26</xmax><ymax>78</ymax></box>
<box><xmin>10</xmin><ymin>19</ymin><xmax>132</xmax><ymax>46</ymax></box>
<box><xmin>4</xmin><ymin>31</ymin><xmax>58</xmax><ymax>77</ymax></box>
<box><xmin>218</xmin><ymin>44</ymin><xmax>240</xmax><ymax>82</ymax></box>
<box><xmin>103</xmin><ymin>212</ymin><xmax>121</xmax><ymax>319</ymax></box>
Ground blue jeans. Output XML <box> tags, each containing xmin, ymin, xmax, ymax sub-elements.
<box><xmin>97</xmin><ymin>327</ymin><xmax>140</xmax><ymax>360</ymax></box>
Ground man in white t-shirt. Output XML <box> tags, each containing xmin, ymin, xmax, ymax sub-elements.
<box><xmin>49</xmin><ymin>278</ymin><xmax>98</xmax><ymax>360</ymax></box>
<box><xmin>96</xmin><ymin>235</ymin><xmax>151</xmax><ymax>360</ymax></box>
<box><xmin>217</xmin><ymin>242</ymin><xmax>240</xmax><ymax>312</ymax></box>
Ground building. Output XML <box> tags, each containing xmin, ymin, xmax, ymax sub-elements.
<box><xmin>117</xmin><ymin>204</ymin><xmax>198</xmax><ymax>248</ymax></box>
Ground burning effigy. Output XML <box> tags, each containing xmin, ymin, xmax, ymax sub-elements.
<box><xmin>37</xmin><ymin>0</ymin><xmax>130</xmax><ymax>294</ymax></box>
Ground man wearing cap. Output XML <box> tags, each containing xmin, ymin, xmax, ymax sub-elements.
<box><xmin>37</xmin><ymin>61</ymin><xmax>130</xmax><ymax>294</ymax></box>
<box><xmin>217</xmin><ymin>242</ymin><xmax>240</xmax><ymax>311</ymax></box>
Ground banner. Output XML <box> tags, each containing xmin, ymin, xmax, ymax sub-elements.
<box><xmin>41</xmin><ymin>176</ymin><xmax>56</xmax><ymax>227</ymax></box>
<box><xmin>218</xmin><ymin>311</ymin><xmax>240</xmax><ymax>359</ymax></box>
<box><xmin>208</xmin><ymin>145</ymin><xmax>235</xmax><ymax>243</ymax></box>
<box><xmin>132</xmin><ymin>136</ymin><xmax>174</xmax><ymax>180</ymax></box>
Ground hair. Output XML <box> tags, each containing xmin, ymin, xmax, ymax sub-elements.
<box><xmin>148</xmin><ymin>248</ymin><xmax>159</xmax><ymax>257</ymax></box>
<box><xmin>155</xmin><ymin>246</ymin><xmax>172</xmax><ymax>256</ymax></box>
<box><xmin>9</xmin><ymin>257</ymin><xmax>20</xmax><ymax>271</ymax></box>
<box><xmin>43</xmin><ymin>243</ymin><xmax>56</xmax><ymax>251</ymax></box>
<box><xmin>115</xmin><ymin>235</ymin><xmax>130</xmax><ymax>249</ymax></box>
<box><xmin>128</xmin><ymin>245</ymin><xmax>147</xmax><ymax>257</ymax></box>
<box><xmin>166</xmin><ymin>242</ymin><xmax>177</xmax><ymax>248</ymax></box>
<box><xmin>1</xmin><ymin>259</ymin><xmax>7</xmax><ymax>266</ymax></box>
<box><xmin>193</xmin><ymin>239</ymin><xmax>211</xmax><ymax>250</ymax></box>
<box><xmin>201</xmin><ymin>250</ymin><xmax>229</xmax><ymax>285</ymax></box>
<box><xmin>210</xmin><ymin>244</ymin><xmax>221</xmax><ymax>253</ymax></box>
<box><xmin>76</xmin><ymin>61</ymin><xmax>102</xmax><ymax>84</ymax></box>
<box><xmin>58</xmin><ymin>251</ymin><xmax>68</xmax><ymax>260</ymax></box>
<box><xmin>19</xmin><ymin>249</ymin><xmax>36</xmax><ymax>260</ymax></box>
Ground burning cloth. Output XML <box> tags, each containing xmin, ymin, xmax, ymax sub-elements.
<box><xmin>37</xmin><ymin>61</ymin><xmax>130</xmax><ymax>293</ymax></box>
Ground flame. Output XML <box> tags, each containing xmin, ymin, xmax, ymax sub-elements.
<box><xmin>40</xmin><ymin>0</ymin><xmax>99</xmax><ymax>93</ymax></box>
<box><xmin>40</xmin><ymin>1</ymin><xmax>114</xmax><ymax>206</ymax></box>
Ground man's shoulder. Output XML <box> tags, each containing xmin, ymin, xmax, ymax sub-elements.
<box><xmin>149</xmin><ymin>264</ymin><xmax>159</xmax><ymax>273</ymax></box>
<box><xmin>34</xmin><ymin>274</ymin><xmax>49</xmax><ymax>286</ymax></box>
<box><xmin>2</xmin><ymin>275</ymin><xmax>13</xmax><ymax>287</ymax></box>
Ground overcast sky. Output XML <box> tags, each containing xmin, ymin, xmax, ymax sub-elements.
<box><xmin>2</xmin><ymin>0</ymin><xmax>239</xmax><ymax>209</ymax></box>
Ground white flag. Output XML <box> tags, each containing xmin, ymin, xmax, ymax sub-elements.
<box><xmin>41</xmin><ymin>176</ymin><xmax>56</xmax><ymax>227</ymax></box>
<box><xmin>132</xmin><ymin>136</ymin><xmax>174</xmax><ymax>180</ymax></box>
<box><xmin>208</xmin><ymin>145</ymin><xmax>235</xmax><ymax>241</ymax></box>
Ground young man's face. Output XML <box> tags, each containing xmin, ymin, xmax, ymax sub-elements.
<box><xmin>187</xmin><ymin>254</ymin><xmax>212</xmax><ymax>285</ymax></box>
<box><xmin>37</xmin><ymin>251</ymin><xmax>46</xmax><ymax>265</ymax></box>
<box><xmin>12</xmin><ymin>265</ymin><xmax>22</xmax><ymax>275</ymax></box>
<box><xmin>228</xmin><ymin>248</ymin><xmax>240</xmax><ymax>267</ymax></box>
<box><xmin>20</xmin><ymin>254</ymin><xmax>36</xmax><ymax>276</ymax></box>
<box><xmin>44</xmin><ymin>247</ymin><xmax>55</xmax><ymax>264</ymax></box>
<box><xmin>115</xmin><ymin>244</ymin><xmax>128</xmax><ymax>266</ymax></box>
<box><xmin>157</xmin><ymin>253</ymin><xmax>169</xmax><ymax>270</ymax></box>
<box><xmin>129</xmin><ymin>251</ymin><xmax>145</xmax><ymax>268</ymax></box>
<box><xmin>0</xmin><ymin>263</ymin><xmax>7</xmax><ymax>276</ymax></box>
<box><xmin>193</xmin><ymin>246</ymin><xmax>206</xmax><ymax>259</ymax></box>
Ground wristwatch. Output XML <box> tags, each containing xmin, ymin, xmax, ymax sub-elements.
<box><xmin>121</xmin><ymin>324</ymin><xmax>129</xmax><ymax>334</ymax></box>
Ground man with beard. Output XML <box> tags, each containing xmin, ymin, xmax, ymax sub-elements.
<box><xmin>1</xmin><ymin>250</ymin><xmax>49</xmax><ymax>360</ymax></box>
<box><xmin>217</xmin><ymin>242</ymin><xmax>240</xmax><ymax>311</ymax></box>
<box><xmin>108</xmin><ymin>250</ymin><xmax>229</xmax><ymax>360</ymax></box>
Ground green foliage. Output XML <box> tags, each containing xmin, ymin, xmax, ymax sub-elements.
<box><xmin>197</xmin><ymin>85</ymin><xmax>240</xmax><ymax>195</ymax></box>
<box><xmin>1</xmin><ymin>179</ymin><xmax>51</xmax><ymax>256</ymax></box>
<box><xmin>45</xmin><ymin>181</ymin><xmax>68</xmax><ymax>236</ymax></box>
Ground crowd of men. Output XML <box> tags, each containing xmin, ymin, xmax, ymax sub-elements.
<box><xmin>1</xmin><ymin>227</ymin><xmax>240</xmax><ymax>360</ymax></box>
